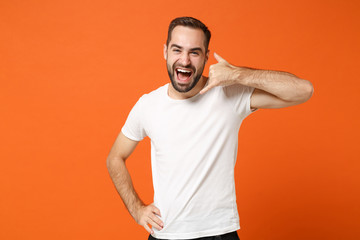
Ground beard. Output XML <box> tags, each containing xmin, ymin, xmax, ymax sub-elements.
<box><xmin>167</xmin><ymin>61</ymin><xmax>205</xmax><ymax>93</ymax></box>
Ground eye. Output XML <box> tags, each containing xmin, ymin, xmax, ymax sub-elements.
<box><xmin>173</xmin><ymin>49</ymin><xmax>181</xmax><ymax>53</ymax></box>
<box><xmin>190</xmin><ymin>51</ymin><xmax>199</xmax><ymax>56</ymax></box>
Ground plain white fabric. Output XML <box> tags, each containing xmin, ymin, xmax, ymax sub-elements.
<box><xmin>122</xmin><ymin>83</ymin><xmax>254</xmax><ymax>239</ymax></box>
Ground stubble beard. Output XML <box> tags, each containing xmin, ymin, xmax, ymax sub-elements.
<box><xmin>167</xmin><ymin>61</ymin><xmax>205</xmax><ymax>93</ymax></box>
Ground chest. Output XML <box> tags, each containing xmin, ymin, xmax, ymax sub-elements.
<box><xmin>144</xmin><ymin>96</ymin><xmax>239</xmax><ymax>151</ymax></box>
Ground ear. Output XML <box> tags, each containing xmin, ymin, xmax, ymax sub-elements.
<box><xmin>205</xmin><ymin>49</ymin><xmax>210</xmax><ymax>63</ymax></box>
<box><xmin>163</xmin><ymin>44</ymin><xmax>167</xmax><ymax>60</ymax></box>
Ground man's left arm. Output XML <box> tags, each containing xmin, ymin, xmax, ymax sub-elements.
<box><xmin>200</xmin><ymin>53</ymin><xmax>314</xmax><ymax>110</ymax></box>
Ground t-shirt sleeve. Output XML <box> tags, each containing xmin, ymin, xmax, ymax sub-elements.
<box><xmin>121</xmin><ymin>96</ymin><xmax>147</xmax><ymax>141</ymax></box>
<box><xmin>223</xmin><ymin>84</ymin><xmax>256</xmax><ymax>119</ymax></box>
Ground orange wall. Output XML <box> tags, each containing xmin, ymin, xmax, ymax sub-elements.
<box><xmin>1</xmin><ymin>0</ymin><xmax>359</xmax><ymax>239</ymax></box>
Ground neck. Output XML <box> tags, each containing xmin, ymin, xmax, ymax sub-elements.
<box><xmin>168</xmin><ymin>76</ymin><xmax>208</xmax><ymax>100</ymax></box>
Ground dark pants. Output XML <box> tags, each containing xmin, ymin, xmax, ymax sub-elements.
<box><xmin>148</xmin><ymin>231</ymin><xmax>240</xmax><ymax>240</ymax></box>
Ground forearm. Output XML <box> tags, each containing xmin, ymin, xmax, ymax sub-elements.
<box><xmin>106</xmin><ymin>133</ymin><xmax>163</xmax><ymax>233</ymax></box>
<box><xmin>107</xmin><ymin>157</ymin><xmax>144</xmax><ymax>218</ymax></box>
<box><xmin>235</xmin><ymin>67</ymin><xmax>313</xmax><ymax>103</ymax></box>
<box><xmin>200</xmin><ymin>53</ymin><xmax>314</xmax><ymax>104</ymax></box>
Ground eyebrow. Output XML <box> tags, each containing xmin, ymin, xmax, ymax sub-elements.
<box><xmin>170</xmin><ymin>44</ymin><xmax>203</xmax><ymax>53</ymax></box>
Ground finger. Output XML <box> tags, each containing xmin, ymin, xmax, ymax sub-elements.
<box><xmin>199</xmin><ymin>86</ymin><xmax>210</xmax><ymax>95</ymax></box>
<box><xmin>151</xmin><ymin>205</ymin><xmax>162</xmax><ymax>217</ymax></box>
<box><xmin>214</xmin><ymin>52</ymin><xmax>227</xmax><ymax>63</ymax></box>
<box><xmin>150</xmin><ymin>205</ymin><xmax>164</xmax><ymax>227</ymax></box>
<box><xmin>150</xmin><ymin>213</ymin><xmax>164</xmax><ymax>227</ymax></box>
<box><xmin>143</xmin><ymin>223</ymin><xmax>154</xmax><ymax>234</ymax></box>
<box><xmin>199</xmin><ymin>83</ymin><xmax>215</xmax><ymax>95</ymax></box>
<box><xmin>148</xmin><ymin>216</ymin><xmax>163</xmax><ymax>230</ymax></box>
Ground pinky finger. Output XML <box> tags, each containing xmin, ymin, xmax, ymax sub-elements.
<box><xmin>200</xmin><ymin>85</ymin><xmax>212</xmax><ymax>95</ymax></box>
<box><xmin>143</xmin><ymin>224</ymin><xmax>154</xmax><ymax>235</ymax></box>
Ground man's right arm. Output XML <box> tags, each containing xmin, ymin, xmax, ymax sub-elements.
<box><xmin>106</xmin><ymin>132</ymin><xmax>163</xmax><ymax>234</ymax></box>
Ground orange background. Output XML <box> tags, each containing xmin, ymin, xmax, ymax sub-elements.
<box><xmin>1</xmin><ymin>0</ymin><xmax>359</xmax><ymax>239</ymax></box>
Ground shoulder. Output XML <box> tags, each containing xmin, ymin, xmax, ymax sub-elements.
<box><xmin>133</xmin><ymin>84</ymin><xmax>168</xmax><ymax>113</ymax></box>
<box><xmin>140</xmin><ymin>84</ymin><xmax>167</xmax><ymax>102</ymax></box>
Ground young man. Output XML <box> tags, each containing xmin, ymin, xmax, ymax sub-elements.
<box><xmin>107</xmin><ymin>17</ymin><xmax>313</xmax><ymax>240</ymax></box>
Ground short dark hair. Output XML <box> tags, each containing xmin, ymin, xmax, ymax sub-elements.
<box><xmin>166</xmin><ymin>17</ymin><xmax>211</xmax><ymax>52</ymax></box>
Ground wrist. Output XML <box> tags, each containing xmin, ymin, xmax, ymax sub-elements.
<box><xmin>233</xmin><ymin>66</ymin><xmax>254</xmax><ymax>85</ymax></box>
<box><xmin>129</xmin><ymin>200</ymin><xmax>145</xmax><ymax>218</ymax></box>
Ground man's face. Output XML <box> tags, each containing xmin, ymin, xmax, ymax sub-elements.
<box><xmin>164</xmin><ymin>26</ymin><xmax>209</xmax><ymax>93</ymax></box>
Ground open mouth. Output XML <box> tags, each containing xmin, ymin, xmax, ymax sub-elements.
<box><xmin>175</xmin><ymin>68</ymin><xmax>193</xmax><ymax>83</ymax></box>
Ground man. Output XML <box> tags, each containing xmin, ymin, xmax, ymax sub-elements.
<box><xmin>107</xmin><ymin>17</ymin><xmax>313</xmax><ymax>240</ymax></box>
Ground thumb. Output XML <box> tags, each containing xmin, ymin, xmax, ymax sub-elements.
<box><xmin>214</xmin><ymin>52</ymin><xmax>227</xmax><ymax>63</ymax></box>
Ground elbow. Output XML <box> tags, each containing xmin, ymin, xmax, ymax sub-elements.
<box><xmin>106</xmin><ymin>157</ymin><xmax>118</xmax><ymax>177</ymax></box>
<box><xmin>301</xmin><ymin>80</ymin><xmax>314</xmax><ymax>103</ymax></box>
<box><xmin>106</xmin><ymin>157</ymin><xmax>114</xmax><ymax>174</ymax></box>
<box><xmin>106</xmin><ymin>157</ymin><xmax>112</xmax><ymax>171</ymax></box>
<box><xmin>106</xmin><ymin>156</ymin><xmax>125</xmax><ymax>174</ymax></box>
<box><xmin>106</xmin><ymin>156</ymin><xmax>118</xmax><ymax>172</ymax></box>
<box><xmin>291</xmin><ymin>79</ymin><xmax>314</xmax><ymax>104</ymax></box>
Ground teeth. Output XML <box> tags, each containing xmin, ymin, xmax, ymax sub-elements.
<box><xmin>177</xmin><ymin>69</ymin><xmax>192</xmax><ymax>73</ymax></box>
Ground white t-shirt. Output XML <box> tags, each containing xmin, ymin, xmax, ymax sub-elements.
<box><xmin>122</xmin><ymin>83</ymin><xmax>254</xmax><ymax>239</ymax></box>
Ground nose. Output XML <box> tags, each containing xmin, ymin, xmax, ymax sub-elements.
<box><xmin>179</xmin><ymin>52</ymin><xmax>191</xmax><ymax>66</ymax></box>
